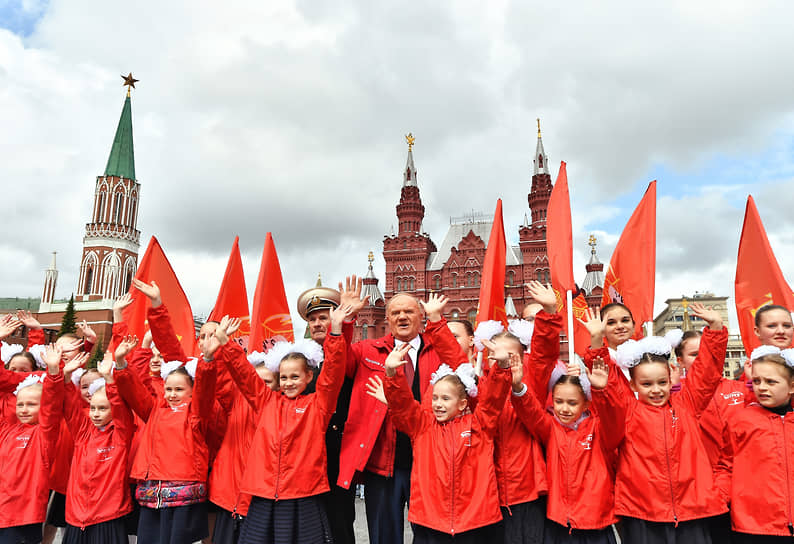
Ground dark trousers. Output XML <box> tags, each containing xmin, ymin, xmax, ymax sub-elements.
<box><xmin>323</xmin><ymin>483</ymin><xmax>356</xmax><ymax>544</ymax></box>
<box><xmin>364</xmin><ymin>468</ymin><xmax>411</xmax><ymax>544</ymax></box>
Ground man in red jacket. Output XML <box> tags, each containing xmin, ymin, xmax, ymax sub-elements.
<box><xmin>339</xmin><ymin>292</ymin><xmax>466</xmax><ymax>544</ymax></box>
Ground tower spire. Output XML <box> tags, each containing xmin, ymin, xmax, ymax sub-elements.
<box><xmin>533</xmin><ymin>118</ymin><xmax>548</xmax><ymax>176</ymax></box>
<box><xmin>403</xmin><ymin>133</ymin><xmax>417</xmax><ymax>187</ymax></box>
<box><xmin>105</xmin><ymin>76</ymin><xmax>137</xmax><ymax>180</ymax></box>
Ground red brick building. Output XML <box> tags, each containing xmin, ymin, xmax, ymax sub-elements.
<box><xmin>352</xmin><ymin>127</ymin><xmax>606</xmax><ymax>344</ymax></box>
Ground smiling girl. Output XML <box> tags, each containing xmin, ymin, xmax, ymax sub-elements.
<box><xmin>595</xmin><ymin>302</ymin><xmax>728</xmax><ymax>543</ymax></box>
<box><xmin>511</xmin><ymin>357</ymin><xmax>619</xmax><ymax>543</ymax></box>
<box><xmin>217</xmin><ymin>304</ymin><xmax>351</xmax><ymax>544</ymax></box>
<box><xmin>382</xmin><ymin>334</ymin><xmax>514</xmax><ymax>543</ymax></box>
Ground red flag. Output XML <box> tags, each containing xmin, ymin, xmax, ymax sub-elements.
<box><xmin>209</xmin><ymin>236</ymin><xmax>251</xmax><ymax>350</ymax></box>
<box><xmin>121</xmin><ymin>236</ymin><xmax>197</xmax><ymax>356</ymax></box>
<box><xmin>547</xmin><ymin>162</ymin><xmax>590</xmax><ymax>355</ymax></box>
<box><xmin>476</xmin><ymin>199</ymin><xmax>508</xmax><ymax>328</ymax></box>
<box><xmin>602</xmin><ymin>181</ymin><xmax>657</xmax><ymax>337</ymax></box>
<box><xmin>249</xmin><ymin>233</ymin><xmax>294</xmax><ymax>352</ymax></box>
<box><xmin>548</xmin><ymin>162</ymin><xmax>575</xmax><ymax>292</ymax></box>
<box><xmin>735</xmin><ymin>195</ymin><xmax>794</xmax><ymax>354</ymax></box>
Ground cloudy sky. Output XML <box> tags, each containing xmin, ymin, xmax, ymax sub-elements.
<box><xmin>1</xmin><ymin>0</ymin><xmax>793</xmax><ymax>333</ymax></box>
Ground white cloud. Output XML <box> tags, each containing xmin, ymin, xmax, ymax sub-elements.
<box><xmin>1</xmin><ymin>0</ymin><xmax>794</xmax><ymax>333</ymax></box>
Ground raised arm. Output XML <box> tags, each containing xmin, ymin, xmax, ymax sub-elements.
<box><xmin>97</xmin><ymin>349</ymin><xmax>135</xmax><ymax>439</ymax></box>
<box><xmin>16</xmin><ymin>311</ymin><xmax>45</xmax><ymax>349</ymax></box>
<box><xmin>213</xmin><ymin>316</ymin><xmax>268</xmax><ymax>410</ymax></box>
<box><xmin>510</xmin><ymin>381</ymin><xmax>554</xmax><ymax>445</ymax></box>
<box><xmin>588</xmin><ymin>356</ymin><xmax>627</xmax><ymax>452</ymax></box>
<box><xmin>40</xmin><ymin>344</ymin><xmax>66</xmax><ymax>464</ymax></box>
<box><xmin>420</xmin><ymin>294</ymin><xmax>469</xmax><ymax>370</ymax></box>
<box><xmin>338</xmin><ymin>275</ymin><xmax>368</xmax><ymax>379</ymax></box>
<box><xmin>383</xmin><ymin>343</ymin><xmax>427</xmax><ymax>439</ymax></box>
<box><xmin>113</xmin><ymin>335</ymin><xmax>156</xmax><ymax>421</ymax></box>
<box><xmin>316</xmin><ymin>304</ymin><xmax>352</xmax><ymax>424</ymax></box>
<box><xmin>524</xmin><ymin>282</ymin><xmax>564</xmax><ymax>400</ymax></box>
<box><xmin>680</xmin><ymin>302</ymin><xmax>728</xmax><ymax>416</ymax></box>
<box><xmin>477</xmin><ymin>338</ymin><xmax>515</xmax><ymax>436</ymax></box>
<box><xmin>134</xmin><ymin>279</ymin><xmax>187</xmax><ymax>363</ymax></box>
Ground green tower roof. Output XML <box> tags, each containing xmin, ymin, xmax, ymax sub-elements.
<box><xmin>104</xmin><ymin>94</ymin><xmax>135</xmax><ymax>180</ymax></box>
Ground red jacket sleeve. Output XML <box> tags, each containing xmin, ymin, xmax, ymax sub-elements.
<box><xmin>108</xmin><ymin>321</ymin><xmax>128</xmax><ymax>354</ymax></box>
<box><xmin>510</xmin><ymin>384</ymin><xmax>554</xmax><ymax>445</ymax></box>
<box><xmin>714</xmin><ymin>419</ymin><xmax>733</xmax><ymax>504</ymax></box>
<box><xmin>41</xmin><ymin>373</ymin><xmax>65</xmax><ymax>466</ymax></box>
<box><xmin>63</xmin><ymin>383</ymin><xmax>89</xmax><ymax>438</ymax></box>
<box><xmin>589</xmin><ymin>363</ymin><xmax>628</xmax><ymax>452</ymax></box>
<box><xmin>26</xmin><ymin>328</ymin><xmax>46</xmax><ymax>350</ymax></box>
<box><xmin>214</xmin><ymin>358</ymin><xmax>238</xmax><ymax>412</ymax></box>
<box><xmin>424</xmin><ymin>317</ymin><xmax>469</xmax><ymax>370</ymax></box>
<box><xmin>316</xmin><ymin>334</ymin><xmax>347</xmax><ymax>427</ymax></box>
<box><xmin>114</xmin><ymin>366</ymin><xmax>155</xmax><ymax>422</ymax></box>
<box><xmin>527</xmin><ymin>310</ymin><xmax>563</xmax><ymax>401</ymax></box>
<box><xmin>190</xmin><ymin>358</ymin><xmax>217</xmax><ymax>428</ymax></box>
<box><xmin>680</xmin><ymin>326</ymin><xmax>728</xmax><ymax>416</ymax></box>
<box><xmin>219</xmin><ymin>341</ymin><xmax>269</xmax><ymax>410</ymax></box>
<box><xmin>128</xmin><ymin>347</ymin><xmax>156</xmax><ymax>398</ymax></box>
<box><xmin>384</xmin><ymin>367</ymin><xmax>428</xmax><ymax>440</ymax></box>
<box><xmin>0</xmin><ymin>366</ymin><xmax>26</xmax><ymax>393</ymax></box>
<box><xmin>147</xmin><ymin>305</ymin><xmax>187</xmax><ymax>363</ymax></box>
<box><xmin>106</xmin><ymin>381</ymin><xmax>135</xmax><ymax>441</ymax></box>
<box><xmin>474</xmin><ymin>365</ymin><xmax>511</xmax><ymax>438</ymax></box>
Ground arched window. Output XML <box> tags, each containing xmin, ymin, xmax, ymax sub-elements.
<box><xmin>362</xmin><ymin>324</ymin><xmax>368</xmax><ymax>339</ymax></box>
<box><xmin>403</xmin><ymin>240</ymin><xmax>407</xmax><ymax>249</ymax></box>
<box><xmin>508</xmin><ymin>271</ymin><xmax>515</xmax><ymax>286</ymax></box>
<box><xmin>536</xmin><ymin>269</ymin><xmax>542</xmax><ymax>281</ymax></box>
<box><xmin>113</xmin><ymin>193</ymin><xmax>123</xmax><ymax>223</ymax></box>
<box><xmin>84</xmin><ymin>267</ymin><xmax>93</xmax><ymax>294</ymax></box>
<box><xmin>409</xmin><ymin>277</ymin><xmax>415</xmax><ymax>290</ymax></box>
<box><xmin>434</xmin><ymin>275</ymin><xmax>441</xmax><ymax>290</ymax></box>
<box><xmin>128</xmin><ymin>197</ymin><xmax>137</xmax><ymax>227</ymax></box>
<box><xmin>467</xmin><ymin>309</ymin><xmax>477</xmax><ymax>324</ymax></box>
<box><xmin>452</xmin><ymin>273</ymin><xmax>457</xmax><ymax>288</ymax></box>
<box><xmin>538</xmin><ymin>154</ymin><xmax>543</xmax><ymax>168</ymax></box>
<box><xmin>96</xmin><ymin>192</ymin><xmax>106</xmax><ymax>222</ymax></box>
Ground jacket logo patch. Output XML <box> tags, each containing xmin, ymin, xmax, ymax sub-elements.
<box><xmin>295</xmin><ymin>407</ymin><xmax>306</xmax><ymax>414</ymax></box>
<box><xmin>460</xmin><ymin>430</ymin><xmax>472</xmax><ymax>447</ymax></box>
<box><xmin>97</xmin><ymin>445</ymin><xmax>115</xmax><ymax>462</ymax></box>
<box><xmin>16</xmin><ymin>435</ymin><xmax>30</xmax><ymax>449</ymax></box>
<box><xmin>580</xmin><ymin>433</ymin><xmax>593</xmax><ymax>450</ymax></box>
<box><xmin>722</xmin><ymin>391</ymin><xmax>743</xmax><ymax>406</ymax></box>
<box><xmin>364</xmin><ymin>358</ymin><xmax>384</xmax><ymax>368</ymax></box>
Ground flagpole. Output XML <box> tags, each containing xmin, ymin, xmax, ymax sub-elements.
<box><xmin>566</xmin><ymin>290</ymin><xmax>575</xmax><ymax>359</ymax></box>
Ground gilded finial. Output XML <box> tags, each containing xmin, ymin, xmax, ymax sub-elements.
<box><xmin>588</xmin><ymin>234</ymin><xmax>597</xmax><ymax>254</ymax></box>
<box><xmin>681</xmin><ymin>297</ymin><xmax>689</xmax><ymax>310</ymax></box>
<box><xmin>405</xmin><ymin>133</ymin><xmax>415</xmax><ymax>152</ymax></box>
<box><xmin>121</xmin><ymin>73</ymin><xmax>139</xmax><ymax>97</ymax></box>
<box><xmin>315</xmin><ymin>273</ymin><xmax>322</xmax><ymax>287</ymax></box>
<box><xmin>537</xmin><ymin>118</ymin><xmax>541</xmax><ymax>138</ymax></box>
<box><xmin>368</xmin><ymin>251</ymin><xmax>374</xmax><ymax>264</ymax></box>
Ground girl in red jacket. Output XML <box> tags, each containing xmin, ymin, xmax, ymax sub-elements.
<box><xmin>594</xmin><ymin>302</ymin><xmax>728</xmax><ymax>543</ymax></box>
<box><xmin>114</xmin><ymin>313</ymin><xmax>224</xmax><ymax>544</ymax></box>
<box><xmin>511</xmin><ymin>351</ymin><xmax>619</xmax><ymax>543</ymax></box>
<box><xmin>719</xmin><ymin>346</ymin><xmax>794</xmax><ymax>542</ymax></box>
<box><xmin>383</xmin><ymin>332</ymin><xmax>516</xmax><ymax>543</ymax></box>
<box><xmin>218</xmin><ymin>304</ymin><xmax>351</xmax><ymax>544</ymax></box>
<box><xmin>61</xmin><ymin>338</ymin><xmax>137</xmax><ymax>544</ymax></box>
<box><xmin>0</xmin><ymin>343</ymin><xmax>64</xmax><ymax>544</ymax></box>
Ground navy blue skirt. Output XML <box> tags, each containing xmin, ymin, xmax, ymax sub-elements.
<box><xmin>212</xmin><ymin>506</ymin><xmax>243</xmax><ymax>544</ymax></box>
<box><xmin>63</xmin><ymin>518</ymin><xmax>127</xmax><ymax>544</ymax></box>
<box><xmin>137</xmin><ymin>502</ymin><xmax>209</xmax><ymax>544</ymax></box>
<box><xmin>543</xmin><ymin>521</ymin><xmax>618</xmax><ymax>544</ymax></box>
<box><xmin>0</xmin><ymin>524</ymin><xmax>41</xmax><ymax>544</ymax></box>
<box><xmin>239</xmin><ymin>495</ymin><xmax>333</xmax><ymax>544</ymax></box>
